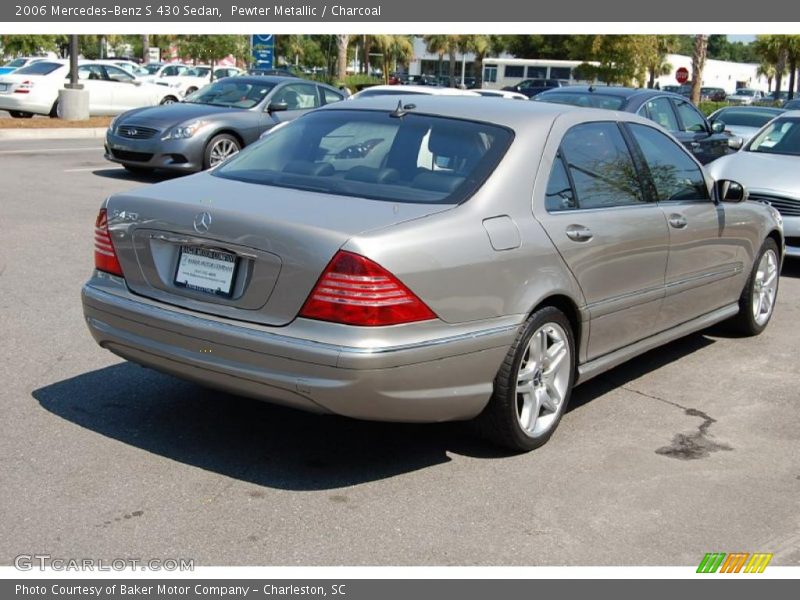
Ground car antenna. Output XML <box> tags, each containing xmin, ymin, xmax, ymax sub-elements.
<box><xmin>390</xmin><ymin>99</ymin><xmax>407</xmax><ymax>118</ymax></box>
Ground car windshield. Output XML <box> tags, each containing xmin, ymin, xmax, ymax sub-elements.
<box><xmin>214</xmin><ymin>109</ymin><xmax>514</xmax><ymax>205</ymax></box>
<box><xmin>535</xmin><ymin>92</ymin><xmax>626</xmax><ymax>110</ymax></box>
<box><xmin>747</xmin><ymin>118</ymin><xmax>800</xmax><ymax>155</ymax></box>
<box><xmin>717</xmin><ymin>109</ymin><xmax>782</xmax><ymax>128</ymax></box>
<box><xmin>13</xmin><ymin>61</ymin><xmax>63</xmax><ymax>76</ymax></box>
<box><xmin>5</xmin><ymin>58</ymin><xmax>27</xmax><ymax>68</ymax></box>
<box><xmin>183</xmin><ymin>80</ymin><xmax>275</xmax><ymax>108</ymax></box>
<box><xmin>734</xmin><ymin>89</ymin><xmax>757</xmax><ymax>96</ymax></box>
<box><xmin>186</xmin><ymin>67</ymin><xmax>211</xmax><ymax>77</ymax></box>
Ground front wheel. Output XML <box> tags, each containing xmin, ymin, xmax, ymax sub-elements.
<box><xmin>203</xmin><ymin>134</ymin><xmax>240</xmax><ymax>170</ymax></box>
<box><xmin>730</xmin><ymin>238</ymin><xmax>780</xmax><ymax>336</ymax></box>
<box><xmin>475</xmin><ymin>306</ymin><xmax>575</xmax><ymax>452</ymax></box>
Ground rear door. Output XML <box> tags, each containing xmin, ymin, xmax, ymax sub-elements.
<box><xmin>536</xmin><ymin>121</ymin><xmax>670</xmax><ymax>360</ymax></box>
<box><xmin>625</xmin><ymin>123</ymin><xmax>743</xmax><ymax>331</ymax></box>
<box><xmin>103</xmin><ymin>65</ymin><xmax>150</xmax><ymax>111</ymax></box>
<box><xmin>671</xmin><ymin>98</ymin><xmax>728</xmax><ymax>164</ymax></box>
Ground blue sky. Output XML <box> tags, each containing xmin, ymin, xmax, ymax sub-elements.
<box><xmin>727</xmin><ymin>35</ymin><xmax>756</xmax><ymax>43</ymax></box>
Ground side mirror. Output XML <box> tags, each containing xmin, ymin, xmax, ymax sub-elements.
<box><xmin>716</xmin><ymin>179</ymin><xmax>747</xmax><ymax>203</ymax></box>
<box><xmin>711</xmin><ymin>120</ymin><xmax>725</xmax><ymax>134</ymax></box>
<box><xmin>727</xmin><ymin>135</ymin><xmax>744</xmax><ymax>150</ymax></box>
<box><xmin>267</xmin><ymin>101</ymin><xmax>288</xmax><ymax>113</ymax></box>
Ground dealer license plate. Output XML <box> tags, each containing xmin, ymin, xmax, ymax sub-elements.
<box><xmin>174</xmin><ymin>246</ymin><xmax>237</xmax><ymax>297</ymax></box>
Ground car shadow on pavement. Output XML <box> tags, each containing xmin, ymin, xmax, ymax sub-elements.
<box><xmin>91</xmin><ymin>168</ymin><xmax>183</xmax><ymax>183</ymax></box>
<box><xmin>33</xmin><ymin>330</ymin><xmax>719</xmax><ymax>490</ymax></box>
<box><xmin>33</xmin><ymin>363</ymin><xmax>506</xmax><ymax>491</ymax></box>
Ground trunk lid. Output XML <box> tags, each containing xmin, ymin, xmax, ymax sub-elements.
<box><xmin>106</xmin><ymin>172</ymin><xmax>451</xmax><ymax>326</ymax></box>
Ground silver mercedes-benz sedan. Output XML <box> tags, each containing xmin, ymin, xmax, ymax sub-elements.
<box><xmin>82</xmin><ymin>97</ymin><xmax>784</xmax><ymax>451</ymax></box>
<box><xmin>708</xmin><ymin>110</ymin><xmax>800</xmax><ymax>258</ymax></box>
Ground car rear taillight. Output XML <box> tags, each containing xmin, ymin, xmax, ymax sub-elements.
<box><xmin>299</xmin><ymin>251</ymin><xmax>436</xmax><ymax>326</ymax></box>
<box><xmin>94</xmin><ymin>208</ymin><xmax>123</xmax><ymax>277</ymax></box>
<box><xmin>14</xmin><ymin>80</ymin><xmax>33</xmax><ymax>94</ymax></box>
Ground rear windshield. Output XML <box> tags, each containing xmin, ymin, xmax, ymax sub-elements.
<box><xmin>5</xmin><ymin>58</ymin><xmax>27</xmax><ymax>68</ymax></box>
<box><xmin>14</xmin><ymin>61</ymin><xmax>63</xmax><ymax>76</ymax></box>
<box><xmin>717</xmin><ymin>109</ymin><xmax>780</xmax><ymax>128</ymax></box>
<box><xmin>536</xmin><ymin>92</ymin><xmax>625</xmax><ymax>110</ymax></box>
<box><xmin>214</xmin><ymin>109</ymin><xmax>514</xmax><ymax>205</ymax></box>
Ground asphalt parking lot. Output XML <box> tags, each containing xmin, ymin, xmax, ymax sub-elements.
<box><xmin>1</xmin><ymin>138</ymin><xmax>798</xmax><ymax>567</ymax></box>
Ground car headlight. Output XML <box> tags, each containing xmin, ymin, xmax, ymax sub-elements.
<box><xmin>161</xmin><ymin>120</ymin><xmax>207</xmax><ymax>140</ymax></box>
<box><xmin>108</xmin><ymin>115</ymin><xmax>119</xmax><ymax>133</ymax></box>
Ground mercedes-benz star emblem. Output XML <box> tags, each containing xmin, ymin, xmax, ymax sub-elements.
<box><xmin>193</xmin><ymin>212</ymin><xmax>212</xmax><ymax>233</ymax></box>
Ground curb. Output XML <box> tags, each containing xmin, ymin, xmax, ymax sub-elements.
<box><xmin>0</xmin><ymin>127</ymin><xmax>107</xmax><ymax>141</ymax></box>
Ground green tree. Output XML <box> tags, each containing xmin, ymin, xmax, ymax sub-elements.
<box><xmin>176</xmin><ymin>35</ymin><xmax>249</xmax><ymax>78</ymax></box>
<box><xmin>460</xmin><ymin>35</ymin><xmax>506</xmax><ymax>87</ymax></box>
<box><xmin>1</xmin><ymin>35</ymin><xmax>58</xmax><ymax>57</ymax></box>
<box><xmin>754</xmin><ymin>35</ymin><xmax>788</xmax><ymax>93</ymax></box>
<box><xmin>373</xmin><ymin>35</ymin><xmax>414</xmax><ymax>83</ymax></box>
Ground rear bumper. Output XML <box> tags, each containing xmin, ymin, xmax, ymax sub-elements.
<box><xmin>0</xmin><ymin>93</ymin><xmax>52</xmax><ymax>114</ymax></box>
<box><xmin>81</xmin><ymin>274</ymin><xmax>517</xmax><ymax>422</ymax></box>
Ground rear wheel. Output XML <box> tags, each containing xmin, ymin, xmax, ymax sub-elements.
<box><xmin>9</xmin><ymin>110</ymin><xmax>33</xmax><ymax>118</ymax></box>
<box><xmin>203</xmin><ymin>133</ymin><xmax>240</xmax><ymax>169</ymax></box>
<box><xmin>49</xmin><ymin>100</ymin><xmax>59</xmax><ymax>118</ymax></box>
<box><xmin>475</xmin><ymin>306</ymin><xmax>575</xmax><ymax>452</ymax></box>
<box><xmin>731</xmin><ymin>238</ymin><xmax>780</xmax><ymax>336</ymax></box>
<box><xmin>185</xmin><ymin>86</ymin><xmax>198</xmax><ymax>95</ymax></box>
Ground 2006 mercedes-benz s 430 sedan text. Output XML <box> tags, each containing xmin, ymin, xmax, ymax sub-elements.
<box><xmin>82</xmin><ymin>97</ymin><xmax>784</xmax><ymax>451</ymax></box>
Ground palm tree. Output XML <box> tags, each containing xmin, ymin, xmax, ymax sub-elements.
<box><xmin>690</xmin><ymin>34</ymin><xmax>708</xmax><ymax>105</ymax></box>
<box><xmin>645</xmin><ymin>35</ymin><xmax>677</xmax><ymax>89</ymax></box>
<box><xmin>423</xmin><ymin>34</ymin><xmax>448</xmax><ymax>81</ymax></box>
<box><xmin>784</xmin><ymin>35</ymin><xmax>800</xmax><ymax>100</ymax></box>
<box><xmin>754</xmin><ymin>35</ymin><xmax>788</xmax><ymax>95</ymax></box>
<box><xmin>335</xmin><ymin>34</ymin><xmax>349</xmax><ymax>82</ymax></box>
<box><xmin>285</xmin><ymin>35</ymin><xmax>305</xmax><ymax>67</ymax></box>
<box><xmin>374</xmin><ymin>35</ymin><xmax>414</xmax><ymax>84</ymax></box>
<box><xmin>757</xmin><ymin>62</ymin><xmax>776</xmax><ymax>92</ymax></box>
<box><xmin>141</xmin><ymin>34</ymin><xmax>150</xmax><ymax>64</ymax></box>
<box><xmin>458</xmin><ymin>35</ymin><xmax>507</xmax><ymax>88</ymax></box>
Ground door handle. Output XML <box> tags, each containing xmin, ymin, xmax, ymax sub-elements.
<box><xmin>668</xmin><ymin>214</ymin><xmax>688</xmax><ymax>229</ymax></box>
<box><xmin>565</xmin><ymin>224</ymin><xmax>593</xmax><ymax>242</ymax></box>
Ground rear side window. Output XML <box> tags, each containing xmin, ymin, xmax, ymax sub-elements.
<box><xmin>674</xmin><ymin>100</ymin><xmax>707</xmax><ymax>133</ymax></box>
<box><xmin>628</xmin><ymin>124</ymin><xmax>709</xmax><ymax>201</ymax></box>
<box><xmin>272</xmin><ymin>83</ymin><xmax>319</xmax><ymax>110</ymax></box>
<box><xmin>556</xmin><ymin>122</ymin><xmax>644</xmax><ymax>209</ymax></box>
<box><xmin>214</xmin><ymin>109</ymin><xmax>513</xmax><ymax>205</ymax></box>
<box><xmin>321</xmin><ymin>87</ymin><xmax>344</xmax><ymax>105</ymax></box>
<box><xmin>14</xmin><ymin>61</ymin><xmax>62</xmax><ymax>76</ymax></box>
<box><xmin>545</xmin><ymin>154</ymin><xmax>577</xmax><ymax>211</ymax></box>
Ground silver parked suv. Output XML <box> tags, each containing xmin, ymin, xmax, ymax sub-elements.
<box><xmin>83</xmin><ymin>97</ymin><xmax>783</xmax><ymax>451</ymax></box>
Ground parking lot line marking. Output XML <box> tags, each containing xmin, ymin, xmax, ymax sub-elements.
<box><xmin>0</xmin><ymin>147</ymin><xmax>101</xmax><ymax>155</ymax></box>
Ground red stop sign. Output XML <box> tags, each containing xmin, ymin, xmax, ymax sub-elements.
<box><xmin>676</xmin><ymin>67</ymin><xmax>690</xmax><ymax>84</ymax></box>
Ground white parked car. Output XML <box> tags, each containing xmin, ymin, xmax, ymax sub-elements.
<box><xmin>726</xmin><ymin>89</ymin><xmax>765</xmax><ymax>105</ymax></box>
<box><xmin>350</xmin><ymin>84</ymin><xmax>481</xmax><ymax>99</ymax></box>
<box><xmin>0</xmin><ymin>60</ymin><xmax>181</xmax><ymax>118</ymax></box>
<box><xmin>140</xmin><ymin>62</ymin><xmax>190</xmax><ymax>85</ymax></box>
<box><xmin>97</xmin><ymin>59</ymin><xmax>150</xmax><ymax>78</ymax></box>
<box><xmin>161</xmin><ymin>65</ymin><xmax>243</xmax><ymax>96</ymax></box>
<box><xmin>0</xmin><ymin>56</ymin><xmax>51</xmax><ymax>76</ymax></box>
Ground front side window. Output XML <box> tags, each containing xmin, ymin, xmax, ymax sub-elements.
<box><xmin>640</xmin><ymin>97</ymin><xmax>679</xmax><ymax>132</ymax></box>
<box><xmin>558</xmin><ymin>122</ymin><xmax>644</xmax><ymax>209</ymax></box>
<box><xmin>674</xmin><ymin>100</ymin><xmax>708</xmax><ymax>133</ymax></box>
<box><xmin>183</xmin><ymin>80</ymin><xmax>275</xmax><ymax>108</ymax></box>
<box><xmin>628</xmin><ymin>124</ymin><xmax>709</xmax><ymax>201</ymax></box>
<box><xmin>214</xmin><ymin>110</ymin><xmax>513</xmax><ymax>205</ymax></box>
<box><xmin>77</xmin><ymin>64</ymin><xmax>106</xmax><ymax>81</ymax></box>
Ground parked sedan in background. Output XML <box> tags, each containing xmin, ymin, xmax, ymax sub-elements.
<box><xmin>708</xmin><ymin>111</ymin><xmax>800</xmax><ymax>258</ymax></box>
<box><xmin>474</xmin><ymin>89</ymin><xmax>528</xmax><ymax>100</ymax></box>
<box><xmin>105</xmin><ymin>76</ymin><xmax>345</xmax><ymax>173</ymax></box>
<box><xmin>783</xmin><ymin>99</ymin><xmax>800</xmax><ymax>111</ymax></box>
<box><xmin>0</xmin><ymin>60</ymin><xmax>180</xmax><ymax>118</ymax></box>
<box><xmin>726</xmin><ymin>88</ymin><xmax>766</xmax><ymax>105</ymax></box>
<box><xmin>503</xmin><ymin>78</ymin><xmax>566</xmax><ymax>98</ymax></box>
<box><xmin>162</xmin><ymin>65</ymin><xmax>244</xmax><ymax>96</ymax></box>
<box><xmin>708</xmin><ymin>106</ymin><xmax>784</xmax><ymax>148</ymax></box>
<box><xmin>535</xmin><ymin>86</ymin><xmax>730</xmax><ymax>163</ymax></box>
<box><xmin>83</xmin><ymin>97</ymin><xmax>782</xmax><ymax>452</ymax></box>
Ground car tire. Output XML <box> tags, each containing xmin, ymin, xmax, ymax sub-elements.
<box><xmin>475</xmin><ymin>306</ymin><xmax>576</xmax><ymax>452</ymax></box>
<box><xmin>731</xmin><ymin>238</ymin><xmax>780</xmax><ymax>336</ymax></box>
<box><xmin>9</xmin><ymin>110</ymin><xmax>33</xmax><ymax>118</ymax></box>
<box><xmin>186</xmin><ymin>87</ymin><xmax>198</xmax><ymax>95</ymax></box>
<box><xmin>49</xmin><ymin>100</ymin><xmax>59</xmax><ymax>118</ymax></box>
<box><xmin>123</xmin><ymin>164</ymin><xmax>154</xmax><ymax>175</ymax></box>
<box><xmin>203</xmin><ymin>133</ymin><xmax>240</xmax><ymax>170</ymax></box>
<box><xmin>160</xmin><ymin>95</ymin><xmax>178</xmax><ymax>105</ymax></box>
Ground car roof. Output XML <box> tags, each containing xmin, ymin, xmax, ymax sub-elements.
<box><xmin>355</xmin><ymin>85</ymin><xmax>480</xmax><ymax>96</ymax></box>
<box><xmin>538</xmin><ymin>85</ymin><xmax>682</xmax><ymax>101</ymax></box>
<box><xmin>320</xmin><ymin>94</ymin><xmax>655</xmax><ymax>132</ymax></box>
<box><xmin>212</xmin><ymin>75</ymin><xmax>302</xmax><ymax>85</ymax></box>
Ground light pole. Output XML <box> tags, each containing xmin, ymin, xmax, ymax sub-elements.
<box><xmin>59</xmin><ymin>34</ymin><xmax>89</xmax><ymax>120</ymax></box>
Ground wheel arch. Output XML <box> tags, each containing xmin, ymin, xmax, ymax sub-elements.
<box><xmin>526</xmin><ymin>293</ymin><xmax>583</xmax><ymax>364</ymax></box>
